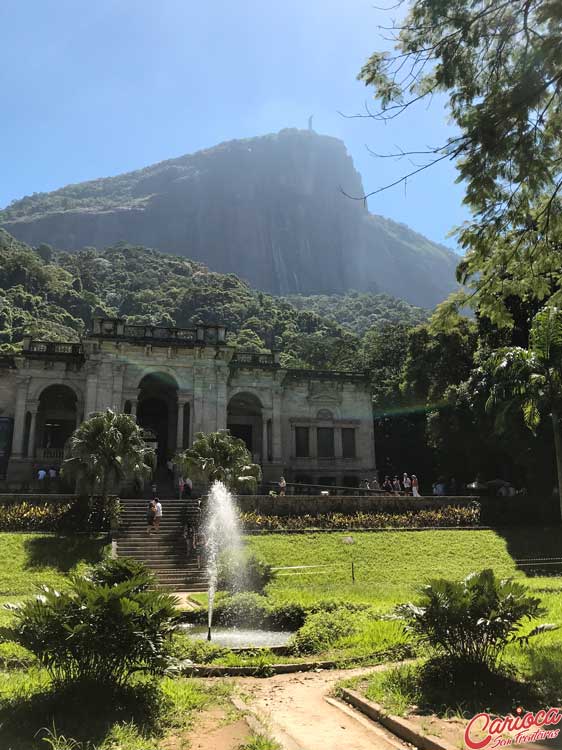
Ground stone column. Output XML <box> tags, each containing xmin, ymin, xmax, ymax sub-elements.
<box><xmin>84</xmin><ymin>370</ymin><xmax>98</xmax><ymax>417</ymax></box>
<box><xmin>27</xmin><ymin>401</ymin><xmax>39</xmax><ymax>459</ymax></box>
<box><xmin>215</xmin><ymin>369</ymin><xmax>228</xmax><ymax>431</ymax></box>
<box><xmin>176</xmin><ymin>401</ymin><xmax>185</xmax><ymax>452</ymax></box>
<box><xmin>271</xmin><ymin>391</ymin><xmax>283</xmax><ymax>463</ymax></box>
<box><xmin>130</xmin><ymin>399</ymin><xmax>138</xmax><ymax>418</ymax></box>
<box><xmin>11</xmin><ymin>376</ymin><xmax>30</xmax><ymax>459</ymax></box>
<box><xmin>262</xmin><ymin>408</ymin><xmax>273</xmax><ymax>464</ymax></box>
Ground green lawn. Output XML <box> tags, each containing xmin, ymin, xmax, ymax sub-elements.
<box><xmin>0</xmin><ymin>533</ymin><xmax>108</xmax><ymax>627</ymax></box>
<box><xmin>246</xmin><ymin>527</ymin><xmax>562</xmax><ymax>609</ymax></box>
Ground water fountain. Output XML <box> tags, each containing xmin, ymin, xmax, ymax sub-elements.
<box><xmin>204</xmin><ymin>480</ymin><xmax>243</xmax><ymax>641</ymax></box>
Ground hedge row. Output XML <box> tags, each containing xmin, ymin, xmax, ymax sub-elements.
<box><xmin>0</xmin><ymin>498</ymin><xmax>113</xmax><ymax>532</ymax></box>
<box><xmin>239</xmin><ymin>504</ymin><xmax>481</xmax><ymax>531</ymax></box>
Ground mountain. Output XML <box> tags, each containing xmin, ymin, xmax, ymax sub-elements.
<box><xmin>0</xmin><ymin>129</ymin><xmax>459</xmax><ymax>307</ymax></box>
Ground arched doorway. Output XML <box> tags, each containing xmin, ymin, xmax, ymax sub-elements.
<box><xmin>36</xmin><ymin>385</ymin><xmax>78</xmax><ymax>461</ymax></box>
<box><xmin>137</xmin><ymin>372</ymin><xmax>178</xmax><ymax>465</ymax></box>
<box><xmin>227</xmin><ymin>392</ymin><xmax>263</xmax><ymax>463</ymax></box>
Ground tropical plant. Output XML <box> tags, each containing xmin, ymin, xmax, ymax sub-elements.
<box><xmin>62</xmin><ymin>409</ymin><xmax>154</xmax><ymax>500</ymax></box>
<box><xmin>175</xmin><ymin>430</ymin><xmax>261</xmax><ymax>492</ymax></box>
<box><xmin>485</xmin><ymin>306</ymin><xmax>562</xmax><ymax>513</ymax></box>
<box><xmin>87</xmin><ymin>556</ymin><xmax>155</xmax><ymax>590</ymax></box>
<box><xmin>396</xmin><ymin>569</ymin><xmax>555</xmax><ymax>671</ymax></box>
<box><xmin>4</xmin><ymin>560</ymin><xmax>178</xmax><ymax>686</ymax></box>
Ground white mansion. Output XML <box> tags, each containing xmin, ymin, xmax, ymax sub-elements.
<box><xmin>0</xmin><ymin>318</ymin><xmax>376</xmax><ymax>488</ymax></box>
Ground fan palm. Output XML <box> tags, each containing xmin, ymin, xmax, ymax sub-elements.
<box><xmin>62</xmin><ymin>409</ymin><xmax>155</xmax><ymax>499</ymax></box>
<box><xmin>175</xmin><ymin>429</ymin><xmax>261</xmax><ymax>492</ymax></box>
<box><xmin>485</xmin><ymin>306</ymin><xmax>562</xmax><ymax>515</ymax></box>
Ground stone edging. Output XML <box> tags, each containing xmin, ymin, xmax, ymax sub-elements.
<box><xmin>340</xmin><ymin>688</ymin><xmax>458</xmax><ymax>750</ymax></box>
<box><xmin>179</xmin><ymin>658</ymin><xmax>340</xmax><ymax>676</ymax></box>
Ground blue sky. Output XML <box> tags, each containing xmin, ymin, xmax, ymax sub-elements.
<box><xmin>0</xmin><ymin>0</ymin><xmax>467</xmax><ymax>249</ymax></box>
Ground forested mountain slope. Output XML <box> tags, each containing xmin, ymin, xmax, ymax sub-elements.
<box><xmin>0</xmin><ymin>230</ymin><xmax>426</xmax><ymax>371</ymax></box>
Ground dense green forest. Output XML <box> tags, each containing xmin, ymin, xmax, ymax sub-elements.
<box><xmin>0</xmin><ymin>229</ymin><xmax>424</xmax><ymax>372</ymax></box>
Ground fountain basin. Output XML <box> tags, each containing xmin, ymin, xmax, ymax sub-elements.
<box><xmin>179</xmin><ymin>624</ymin><xmax>293</xmax><ymax>650</ymax></box>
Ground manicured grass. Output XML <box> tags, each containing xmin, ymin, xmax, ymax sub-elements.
<box><xmin>0</xmin><ymin>533</ymin><xmax>108</xmax><ymax>637</ymax></box>
<box><xmin>246</xmin><ymin>528</ymin><xmax>562</xmax><ymax>609</ymax></box>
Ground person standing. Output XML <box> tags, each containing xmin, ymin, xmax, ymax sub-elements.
<box><xmin>402</xmin><ymin>473</ymin><xmax>412</xmax><ymax>494</ymax></box>
<box><xmin>392</xmin><ymin>476</ymin><xmax>402</xmax><ymax>494</ymax></box>
<box><xmin>279</xmin><ymin>476</ymin><xmax>287</xmax><ymax>496</ymax></box>
<box><xmin>37</xmin><ymin>467</ymin><xmax>47</xmax><ymax>482</ymax></box>
<box><xmin>184</xmin><ymin>476</ymin><xmax>193</xmax><ymax>498</ymax></box>
<box><xmin>178</xmin><ymin>476</ymin><xmax>185</xmax><ymax>499</ymax></box>
<box><xmin>154</xmin><ymin>498</ymin><xmax>163</xmax><ymax>532</ymax></box>
<box><xmin>411</xmin><ymin>474</ymin><xmax>420</xmax><ymax>497</ymax></box>
<box><xmin>146</xmin><ymin>499</ymin><xmax>156</xmax><ymax>535</ymax></box>
<box><xmin>166</xmin><ymin>458</ymin><xmax>174</xmax><ymax>481</ymax></box>
<box><xmin>382</xmin><ymin>476</ymin><xmax>393</xmax><ymax>493</ymax></box>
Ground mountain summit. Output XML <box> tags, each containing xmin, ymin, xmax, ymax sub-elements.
<box><xmin>0</xmin><ymin>129</ymin><xmax>458</xmax><ymax>307</ymax></box>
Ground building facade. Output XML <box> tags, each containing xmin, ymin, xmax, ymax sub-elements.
<box><xmin>0</xmin><ymin>318</ymin><xmax>376</xmax><ymax>488</ymax></box>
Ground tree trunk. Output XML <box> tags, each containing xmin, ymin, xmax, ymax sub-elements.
<box><xmin>552</xmin><ymin>408</ymin><xmax>562</xmax><ymax>522</ymax></box>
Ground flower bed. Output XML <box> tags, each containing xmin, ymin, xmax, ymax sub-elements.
<box><xmin>0</xmin><ymin>497</ymin><xmax>116</xmax><ymax>531</ymax></box>
<box><xmin>240</xmin><ymin>504</ymin><xmax>481</xmax><ymax>531</ymax></box>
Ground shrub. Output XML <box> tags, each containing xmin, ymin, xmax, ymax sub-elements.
<box><xmin>211</xmin><ymin>592</ymin><xmax>272</xmax><ymax>628</ymax></box>
<box><xmin>0</xmin><ymin>501</ymin><xmax>72</xmax><ymax>531</ymax></box>
<box><xmin>0</xmin><ymin>496</ymin><xmax>119</xmax><ymax>532</ymax></box>
<box><xmin>290</xmin><ymin>609</ymin><xmax>359</xmax><ymax>654</ymax></box>
<box><xmin>267</xmin><ymin>602</ymin><xmax>308</xmax><ymax>630</ymax></box>
<box><xmin>5</xmin><ymin>563</ymin><xmax>179</xmax><ymax>686</ymax></box>
<box><xmin>88</xmin><ymin>556</ymin><xmax>154</xmax><ymax>590</ymax></box>
<box><xmin>217</xmin><ymin>548</ymin><xmax>274</xmax><ymax>593</ymax></box>
<box><xmin>396</xmin><ymin>569</ymin><xmax>556</xmax><ymax>671</ymax></box>
<box><xmin>170</xmin><ymin>632</ymin><xmax>230</xmax><ymax>663</ymax></box>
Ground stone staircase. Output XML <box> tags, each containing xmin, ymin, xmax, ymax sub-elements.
<box><xmin>116</xmin><ymin>498</ymin><xmax>209</xmax><ymax>592</ymax></box>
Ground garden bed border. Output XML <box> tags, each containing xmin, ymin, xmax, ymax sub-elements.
<box><xmin>340</xmin><ymin>688</ymin><xmax>458</xmax><ymax>750</ymax></box>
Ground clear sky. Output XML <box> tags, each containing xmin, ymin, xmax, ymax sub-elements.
<box><xmin>0</xmin><ymin>0</ymin><xmax>467</xmax><ymax>250</ymax></box>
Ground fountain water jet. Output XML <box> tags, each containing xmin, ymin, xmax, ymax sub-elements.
<box><xmin>204</xmin><ymin>480</ymin><xmax>243</xmax><ymax>640</ymax></box>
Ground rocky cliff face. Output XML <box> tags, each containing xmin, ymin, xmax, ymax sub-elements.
<box><xmin>0</xmin><ymin>129</ymin><xmax>459</xmax><ymax>307</ymax></box>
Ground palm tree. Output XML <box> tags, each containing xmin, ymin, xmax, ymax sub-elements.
<box><xmin>485</xmin><ymin>306</ymin><xmax>562</xmax><ymax>516</ymax></box>
<box><xmin>174</xmin><ymin>430</ymin><xmax>262</xmax><ymax>493</ymax></box>
<box><xmin>62</xmin><ymin>409</ymin><xmax>155</xmax><ymax>500</ymax></box>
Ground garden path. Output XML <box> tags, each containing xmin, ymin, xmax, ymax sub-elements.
<box><xmin>238</xmin><ymin>665</ymin><xmax>410</xmax><ymax>750</ymax></box>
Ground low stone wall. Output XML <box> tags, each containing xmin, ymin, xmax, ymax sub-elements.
<box><xmin>236</xmin><ymin>494</ymin><xmax>477</xmax><ymax>516</ymax></box>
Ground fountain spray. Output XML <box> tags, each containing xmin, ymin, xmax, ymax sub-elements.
<box><xmin>204</xmin><ymin>480</ymin><xmax>243</xmax><ymax>641</ymax></box>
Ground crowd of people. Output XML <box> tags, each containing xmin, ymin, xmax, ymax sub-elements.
<box><xmin>364</xmin><ymin>472</ymin><xmax>421</xmax><ymax>496</ymax></box>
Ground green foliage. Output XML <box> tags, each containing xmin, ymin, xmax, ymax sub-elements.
<box><xmin>484</xmin><ymin>306</ymin><xmax>562</xmax><ymax>503</ymax></box>
<box><xmin>62</xmin><ymin>409</ymin><xmax>154</xmax><ymax>499</ymax></box>
<box><xmin>359</xmin><ymin>0</ymin><xmax>562</xmax><ymax>322</ymax></box>
<box><xmin>175</xmin><ymin>430</ymin><xmax>261</xmax><ymax>492</ymax></box>
<box><xmin>290</xmin><ymin>609</ymin><xmax>359</xmax><ymax>654</ymax></box>
<box><xmin>217</xmin><ymin>548</ymin><xmax>273</xmax><ymax>593</ymax></box>
<box><xmin>287</xmin><ymin>292</ymin><xmax>428</xmax><ymax>336</ymax></box>
<box><xmin>4</xmin><ymin>560</ymin><xmax>178</xmax><ymax>686</ymax></box>
<box><xmin>396</xmin><ymin>569</ymin><xmax>555</xmax><ymax>670</ymax></box>
<box><xmin>240</xmin><ymin>505</ymin><xmax>481</xmax><ymax>531</ymax></box>
<box><xmin>0</xmin><ymin>230</ymin><xmax>427</xmax><ymax>371</ymax></box>
<box><xmin>209</xmin><ymin>592</ymin><xmax>271</xmax><ymax>628</ymax></box>
<box><xmin>87</xmin><ymin>556</ymin><xmax>155</xmax><ymax>590</ymax></box>
<box><xmin>0</xmin><ymin>502</ymin><xmax>72</xmax><ymax>531</ymax></box>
